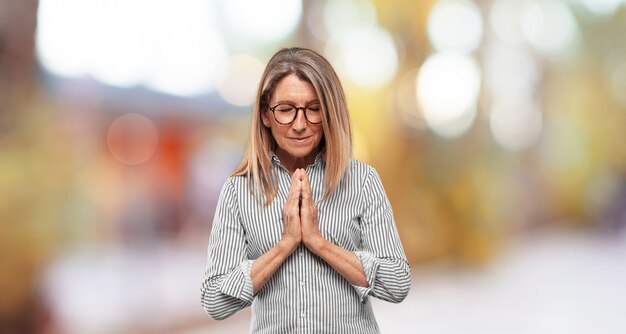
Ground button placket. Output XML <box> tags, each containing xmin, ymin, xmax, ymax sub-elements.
<box><xmin>297</xmin><ymin>244</ymin><xmax>307</xmax><ymax>324</ymax></box>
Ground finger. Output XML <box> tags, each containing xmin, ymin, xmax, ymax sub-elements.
<box><xmin>285</xmin><ymin>170</ymin><xmax>303</xmax><ymax>210</ymax></box>
<box><xmin>300</xmin><ymin>179</ymin><xmax>316</xmax><ymax>222</ymax></box>
<box><xmin>300</xmin><ymin>170</ymin><xmax>312</xmax><ymax>201</ymax></box>
<box><xmin>286</xmin><ymin>169</ymin><xmax>302</xmax><ymax>207</ymax></box>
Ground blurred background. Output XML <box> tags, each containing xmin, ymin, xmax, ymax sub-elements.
<box><xmin>1</xmin><ymin>0</ymin><xmax>626</xmax><ymax>333</ymax></box>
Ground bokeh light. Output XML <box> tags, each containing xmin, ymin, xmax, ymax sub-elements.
<box><xmin>306</xmin><ymin>0</ymin><xmax>329</xmax><ymax>42</ymax></box>
<box><xmin>521</xmin><ymin>0</ymin><xmax>579</xmax><ymax>56</ymax></box>
<box><xmin>577</xmin><ymin>0</ymin><xmax>623</xmax><ymax>17</ymax></box>
<box><xmin>427</xmin><ymin>0</ymin><xmax>484</xmax><ymax>53</ymax></box>
<box><xmin>36</xmin><ymin>0</ymin><xmax>101</xmax><ymax>78</ymax></box>
<box><xmin>323</xmin><ymin>0</ymin><xmax>378</xmax><ymax>39</ymax></box>
<box><xmin>37</xmin><ymin>0</ymin><xmax>228</xmax><ymax>96</ymax></box>
<box><xmin>218</xmin><ymin>54</ymin><xmax>265</xmax><ymax>107</ymax></box>
<box><xmin>490</xmin><ymin>99</ymin><xmax>543</xmax><ymax>151</ymax></box>
<box><xmin>416</xmin><ymin>52</ymin><xmax>481</xmax><ymax>138</ymax></box>
<box><xmin>489</xmin><ymin>0</ymin><xmax>527</xmax><ymax>44</ymax></box>
<box><xmin>106</xmin><ymin>113</ymin><xmax>159</xmax><ymax>165</ymax></box>
<box><xmin>218</xmin><ymin>0</ymin><xmax>302</xmax><ymax>46</ymax></box>
<box><xmin>483</xmin><ymin>41</ymin><xmax>540</xmax><ymax>101</ymax></box>
<box><xmin>322</xmin><ymin>0</ymin><xmax>395</xmax><ymax>89</ymax></box>
<box><xmin>328</xmin><ymin>26</ymin><xmax>398</xmax><ymax>89</ymax></box>
<box><xmin>139</xmin><ymin>0</ymin><xmax>228</xmax><ymax>96</ymax></box>
<box><xmin>79</xmin><ymin>1</ymin><xmax>147</xmax><ymax>87</ymax></box>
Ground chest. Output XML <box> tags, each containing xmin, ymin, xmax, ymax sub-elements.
<box><xmin>237</xmin><ymin>171</ymin><xmax>363</xmax><ymax>258</ymax></box>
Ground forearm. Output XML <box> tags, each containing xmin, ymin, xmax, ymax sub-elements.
<box><xmin>250</xmin><ymin>238</ymin><xmax>298</xmax><ymax>294</ymax></box>
<box><xmin>307</xmin><ymin>238</ymin><xmax>368</xmax><ymax>287</ymax></box>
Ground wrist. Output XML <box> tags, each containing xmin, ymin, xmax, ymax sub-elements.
<box><xmin>279</xmin><ymin>237</ymin><xmax>300</xmax><ymax>254</ymax></box>
<box><xmin>304</xmin><ymin>234</ymin><xmax>326</xmax><ymax>254</ymax></box>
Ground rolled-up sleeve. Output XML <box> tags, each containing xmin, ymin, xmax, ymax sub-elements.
<box><xmin>351</xmin><ymin>168</ymin><xmax>411</xmax><ymax>304</ymax></box>
<box><xmin>201</xmin><ymin>179</ymin><xmax>254</xmax><ymax>320</ymax></box>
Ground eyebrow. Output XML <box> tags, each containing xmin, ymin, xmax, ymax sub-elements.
<box><xmin>274</xmin><ymin>99</ymin><xmax>320</xmax><ymax>105</ymax></box>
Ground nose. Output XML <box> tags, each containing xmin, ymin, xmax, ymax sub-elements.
<box><xmin>291</xmin><ymin>108</ymin><xmax>307</xmax><ymax>131</ymax></box>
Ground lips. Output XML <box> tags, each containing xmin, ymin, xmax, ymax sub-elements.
<box><xmin>289</xmin><ymin>136</ymin><xmax>311</xmax><ymax>143</ymax></box>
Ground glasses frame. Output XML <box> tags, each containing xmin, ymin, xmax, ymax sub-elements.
<box><xmin>268</xmin><ymin>103</ymin><xmax>323</xmax><ymax>125</ymax></box>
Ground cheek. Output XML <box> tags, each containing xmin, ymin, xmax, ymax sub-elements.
<box><xmin>270</xmin><ymin>124</ymin><xmax>288</xmax><ymax>140</ymax></box>
<box><xmin>314</xmin><ymin>126</ymin><xmax>325</xmax><ymax>139</ymax></box>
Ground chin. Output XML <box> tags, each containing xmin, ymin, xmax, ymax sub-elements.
<box><xmin>287</xmin><ymin>147</ymin><xmax>315</xmax><ymax>158</ymax></box>
<box><xmin>279</xmin><ymin>142</ymin><xmax>319</xmax><ymax>158</ymax></box>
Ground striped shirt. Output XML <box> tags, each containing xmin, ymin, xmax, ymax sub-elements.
<box><xmin>201</xmin><ymin>153</ymin><xmax>411</xmax><ymax>333</ymax></box>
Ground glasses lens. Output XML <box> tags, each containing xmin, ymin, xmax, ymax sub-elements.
<box><xmin>305</xmin><ymin>105</ymin><xmax>322</xmax><ymax>124</ymax></box>
<box><xmin>274</xmin><ymin>104</ymin><xmax>296</xmax><ymax>124</ymax></box>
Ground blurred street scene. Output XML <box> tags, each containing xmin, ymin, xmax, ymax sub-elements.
<box><xmin>1</xmin><ymin>0</ymin><xmax>626</xmax><ymax>333</ymax></box>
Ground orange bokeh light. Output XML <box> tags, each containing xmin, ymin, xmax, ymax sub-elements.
<box><xmin>106</xmin><ymin>113</ymin><xmax>158</xmax><ymax>165</ymax></box>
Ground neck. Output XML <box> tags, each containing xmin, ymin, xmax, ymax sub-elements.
<box><xmin>274</xmin><ymin>148</ymin><xmax>320</xmax><ymax>174</ymax></box>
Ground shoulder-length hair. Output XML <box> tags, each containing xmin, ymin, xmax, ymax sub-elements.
<box><xmin>231</xmin><ymin>47</ymin><xmax>352</xmax><ymax>206</ymax></box>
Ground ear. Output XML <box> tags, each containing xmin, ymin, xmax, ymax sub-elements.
<box><xmin>261</xmin><ymin>110</ymin><xmax>271</xmax><ymax>128</ymax></box>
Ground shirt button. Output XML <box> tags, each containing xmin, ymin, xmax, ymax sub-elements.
<box><xmin>299</xmin><ymin>251</ymin><xmax>304</xmax><ymax>257</ymax></box>
<box><xmin>301</xmin><ymin>312</ymin><xmax>305</xmax><ymax>317</ymax></box>
<box><xmin>300</xmin><ymin>281</ymin><xmax>305</xmax><ymax>287</ymax></box>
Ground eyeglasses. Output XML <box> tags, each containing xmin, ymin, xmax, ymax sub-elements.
<box><xmin>269</xmin><ymin>103</ymin><xmax>323</xmax><ymax>125</ymax></box>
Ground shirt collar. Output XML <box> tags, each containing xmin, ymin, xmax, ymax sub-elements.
<box><xmin>270</xmin><ymin>150</ymin><xmax>325</xmax><ymax>169</ymax></box>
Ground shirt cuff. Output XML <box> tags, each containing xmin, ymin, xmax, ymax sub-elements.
<box><xmin>352</xmin><ymin>251</ymin><xmax>380</xmax><ymax>303</ymax></box>
<box><xmin>219</xmin><ymin>259</ymin><xmax>254</xmax><ymax>303</ymax></box>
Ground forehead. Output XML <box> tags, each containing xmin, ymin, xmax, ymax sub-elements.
<box><xmin>272</xmin><ymin>74</ymin><xmax>318</xmax><ymax>101</ymax></box>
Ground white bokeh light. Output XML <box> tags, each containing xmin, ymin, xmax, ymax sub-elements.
<box><xmin>577</xmin><ymin>0</ymin><xmax>623</xmax><ymax>17</ymax></box>
<box><xmin>416</xmin><ymin>52</ymin><xmax>481</xmax><ymax>138</ymax></box>
<box><xmin>323</xmin><ymin>0</ymin><xmax>378</xmax><ymax>38</ymax></box>
<box><xmin>483</xmin><ymin>41</ymin><xmax>540</xmax><ymax>101</ymax></box>
<box><xmin>522</xmin><ymin>0</ymin><xmax>578</xmax><ymax>56</ymax></box>
<box><xmin>218</xmin><ymin>54</ymin><xmax>265</xmax><ymax>107</ymax></box>
<box><xmin>145</xmin><ymin>0</ymin><xmax>229</xmax><ymax>97</ymax></box>
<box><xmin>37</xmin><ymin>0</ymin><xmax>96</xmax><ymax>78</ymax></box>
<box><xmin>329</xmin><ymin>26</ymin><xmax>398</xmax><ymax>89</ymax></box>
<box><xmin>218</xmin><ymin>0</ymin><xmax>302</xmax><ymax>45</ymax></box>
<box><xmin>490</xmin><ymin>99</ymin><xmax>543</xmax><ymax>151</ymax></box>
<box><xmin>37</xmin><ymin>0</ymin><xmax>228</xmax><ymax>96</ymax></box>
<box><xmin>87</xmin><ymin>0</ymin><xmax>151</xmax><ymax>87</ymax></box>
<box><xmin>489</xmin><ymin>0</ymin><xmax>527</xmax><ymax>44</ymax></box>
<box><xmin>427</xmin><ymin>0</ymin><xmax>484</xmax><ymax>53</ymax></box>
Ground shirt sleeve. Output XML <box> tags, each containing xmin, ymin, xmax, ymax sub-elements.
<box><xmin>351</xmin><ymin>167</ymin><xmax>411</xmax><ymax>304</ymax></box>
<box><xmin>201</xmin><ymin>179</ymin><xmax>254</xmax><ymax>320</ymax></box>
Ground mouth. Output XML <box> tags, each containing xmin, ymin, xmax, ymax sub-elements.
<box><xmin>289</xmin><ymin>136</ymin><xmax>311</xmax><ymax>143</ymax></box>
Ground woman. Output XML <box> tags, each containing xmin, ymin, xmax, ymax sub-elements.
<box><xmin>201</xmin><ymin>47</ymin><xmax>410</xmax><ymax>333</ymax></box>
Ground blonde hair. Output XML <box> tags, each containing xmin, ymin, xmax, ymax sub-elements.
<box><xmin>232</xmin><ymin>47</ymin><xmax>352</xmax><ymax>206</ymax></box>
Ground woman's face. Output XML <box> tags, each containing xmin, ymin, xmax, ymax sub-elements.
<box><xmin>262</xmin><ymin>74</ymin><xmax>324</xmax><ymax>169</ymax></box>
